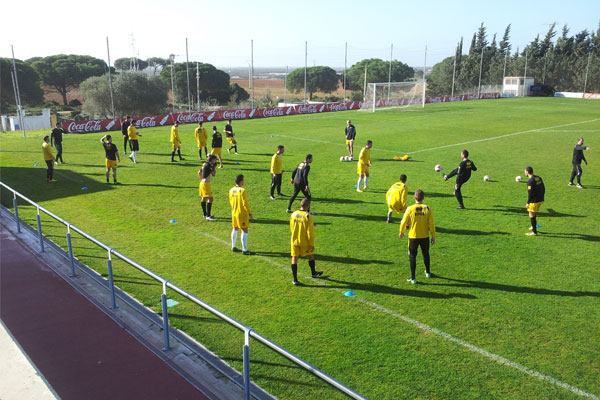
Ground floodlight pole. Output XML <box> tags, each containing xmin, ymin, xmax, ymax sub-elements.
<box><xmin>106</xmin><ymin>37</ymin><xmax>116</xmax><ymax>120</ymax></box>
<box><xmin>422</xmin><ymin>45</ymin><xmax>427</xmax><ymax>108</ymax></box>
<box><xmin>451</xmin><ymin>54</ymin><xmax>457</xmax><ymax>98</ymax></box>
<box><xmin>503</xmin><ymin>51</ymin><xmax>508</xmax><ymax>83</ymax></box>
<box><xmin>523</xmin><ymin>51</ymin><xmax>528</xmax><ymax>97</ymax></box>
<box><xmin>284</xmin><ymin>65</ymin><xmax>288</xmax><ymax>105</ymax></box>
<box><xmin>251</xmin><ymin>39</ymin><xmax>254</xmax><ymax>109</ymax></box>
<box><xmin>169</xmin><ymin>54</ymin><xmax>175</xmax><ymax>114</ymax></box>
<box><xmin>387</xmin><ymin>43</ymin><xmax>393</xmax><ymax>102</ymax></box>
<box><xmin>196</xmin><ymin>62</ymin><xmax>200</xmax><ymax>111</ymax></box>
<box><xmin>343</xmin><ymin>42</ymin><xmax>347</xmax><ymax>102</ymax></box>
<box><xmin>304</xmin><ymin>41</ymin><xmax>308</xmax><ymax>104</ymax></box>
<box><xmin>583</xmin><ymin>50</ymin><xmax>592</xmax><ymax>93</ymax></box>
<box><xmin>477</xmin><ymin>46</ymin><xmax>484</xmax><ymax>97</ymax></box>
<box><xmin>542</xmin><ymin>54</ymin><xmax>547</xmax><ymax>84</ymax></box>
<box><xmin>186</xmin><ymin>38</ymin><xmax>191</xmax><ymax>114</ymax></box>
<box><xmin>11</xmin><ymin>45</ymin><xmax>26</xmax><ymax>138</ymax></box>
<box><xmin>362</xmin><ymin>64</ymin><xmax>367</xmax><ymax>102</ymax></box>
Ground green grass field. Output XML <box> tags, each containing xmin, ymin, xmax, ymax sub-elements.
<box><xmin>1</xmin><ymin>97</ymin><xmax>599</xmax><ymax>400</ymax></box>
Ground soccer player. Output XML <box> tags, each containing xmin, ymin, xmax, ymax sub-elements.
<box><xmin>225</xmin><ymin>119</ymin><xmax>238</xmax><ymax>154</ymax></box>
<box><xmin>101</xmin><ymin>134</ymin><xmax>120</xmax><ymax>184</ymax></box>
<box><xmin>51</xmin><ymin>122</ymin><xmax>66</xmax><ymax>164</ymax></box>
<box><xmin>42</xmin><ymin>135</ymin><xmax>57</xmax><ymax>182</ymax></box>
<box><xmin>443</xmin><ymin>149</ymin><xmax>477</xmax><ymax>209</ymax></box>
<box><xmin>127</xmin><ymin>120</ymin><xmax>142</xmax><ymax>163</ymax></box>
<box><xmin>345</xmin><ymin>119</ymin><xmax>356</xmax><ymax>158</ymax></box>
<box><xmin>199</xmin><ymin>155</ymin><xmax>218</xmax><ymax>221</ymax></box>
<box><xmin>290</xmin><ymin>198</ymin><xmax>323</xmax><ymax>285</ymax></box>
<box><xmin>121</xmin><ymin>115</ymin><xmax>131</xmax><ymax>154</ymax></box>
<box><xmin>229</xmin><ymin>174</ymin><xmax>254</xmax><ymax>255</ymax></box>
<box><xmin>525</xmin><ymin>166</ymin><xmax>545</xmax><ymax>236</ymax></box>
<box><xmin>286</xmin><ymin>154</ymin><xmax>312</xmax><ymax>213</ymax></box>
<box><xmin>270</xmin><ymin>145</ymin><xmax>285</xmax><ymax>200</ymax></box>
<box><xmin>386</xmin><ymin>174</ymin><xmax>408</xmax><ymax>223</ymax></box>
<box><xmin>568</xmin><ymin>138</ymin><xmax>591</xmax><ymax>189</ymax></box>
<box><xmin>356</xmin><ymin>140</ymin><xmax>372</xmax><ymax>192</ymax></box>
<box><xmin>399</xmin><ymin>189</ymin><xmax>435</xmax><ymax>284</ymax></box>
<box><xmin>211</xmin><ymin>126</ymin><xmax>224</xmax><ymax>168</ymax></box>
<box><xmin>170</xmin><ymin>121</ymin><xmax>185</xmax><ymax>162</ymax></box>
<box><xmin>194</xmin><ymin>121</ymin><xmax>208</xmax><ymax>160</ymax></box>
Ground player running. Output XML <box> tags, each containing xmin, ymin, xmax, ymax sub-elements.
<box><xmin>286</xmin><ymin>154</ymin><xmax>313</xmax><ymax>213</ymax></box>
<box><xmin>386</xmin><ymin>174</ymin><xmax>408</xmax><ymax>223</ymax></box>
<box><xmin>127</xmin><ymin>120</ymin><xmax>142</xmax><ymax>163</ymax></box>
<box><xmin>199</xmin><ymin>155</ymin><xmax>218</xmax><ymax>221</ymax></box>
<box><xmin>229</xmin><ymin>174</ymin><xmax>254</xmax><ymax>255</ymax></box>
<box><xmin>170</xmin><ymin>121</ymin><xmax>185</xmax><ymax>162</ymax></box>
<box><xmin>194</xmin><ymin>121</ymin><xmax>208</xmax><ymax>160</ymax></box>
<box><xmin>443</xmin><ymin>149</ymin><xmax>477</xmax><ymax>209</ymax></box>
<box><xmin>290</xmin><ymin>198</ymin><xmax>323</xmax><ymax>285</ymax></box>
<box><xmin>270</xmin><ymin>145</ymin><xmax>285</xmax><ymax>200</ymax></box>
<box><xmin>345</xmin><ymin>120</ymin><xmax>356</xmax><ymax>158</ymax></box>
<box><xmin>225</xmin><ymin>119</ymin><xmax>238</xmax><ymax>154</ymax></box>
<box><xmin>211</xmin><ymin>126</ymin><xmax>224</xmax><ymax>168</ymax></box>
<box><xmin>525</xmin><ymin>166</ymin><xmax>545</xmax><ymax>236</ymax></box>
<box><xmin>568</xmin><ymin>138</ymin><xmax>591</xmax><ymax>189</ymax></box>
<box><xmin>399</xmin><ymin>189</ymin><xmax>436</xmax><ymax>284</ymax></box>
<box><xmin>101</xmin><ymin>134</ymin><xmax>120</xmax><ymax>184</ymax></box>
<box><xmin>356</xmin><ymin>140</ymin><xmax>372</xmax><ymax>192</ymax></box>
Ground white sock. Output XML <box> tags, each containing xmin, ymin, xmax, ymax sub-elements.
<box><xmin>357</xmin><ymin>177</ymin><xmax>362</xmax><ymax>188</ymax></box>
<box><xmin>364</xmin><ymin>176</ymin><xmax>369</xmax><ymax>188</ymax></box>
<box><xmin>133</xmin><ymin>151</ymin><xmax>137</xmax><ymax>162</ymax></box>
<box><xmin>241</xmin><ymin>232</ymin><xmax>248</xmax><ymax>252</ymax></box>
<box><xmin>231</xmin><ymin>229</ymin><xmax>238</xmax><ymax>249</ymax></box>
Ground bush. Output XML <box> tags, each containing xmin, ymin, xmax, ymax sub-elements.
<box><xmin>69</xmin><ymin>99</ymin><xmax>82</xmax><ymax>106</ymax></box>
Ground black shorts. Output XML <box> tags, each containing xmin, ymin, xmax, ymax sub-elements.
<box><xmin>130</xmin><ymin>140</ymin><xmax>139</xmax><ymax>151</ymax></box>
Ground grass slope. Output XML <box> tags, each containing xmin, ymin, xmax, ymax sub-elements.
<box><xmin>1</xmin><ymin>97</ymin><xmax>598</xmax><ymax>400</ymax></box>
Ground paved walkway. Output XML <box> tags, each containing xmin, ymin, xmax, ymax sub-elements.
<box><xmin>0</xmin><ymin>224</ymin><xmax>209</xmax><ymax>400</ymax></box>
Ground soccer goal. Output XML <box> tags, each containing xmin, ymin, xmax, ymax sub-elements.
<box><xmin>361</xmin><ymin>81</ymin><xmax>426</xmax><ymax>112</ymax></box>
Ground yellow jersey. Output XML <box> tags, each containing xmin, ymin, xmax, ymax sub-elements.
<box><xmin>42</xmin><ymin>142</ymin><xmax>54</xmax><ymax>161</ymax></box>
<box><xmin>399</xmin><ymin>203</ymin><xmax>435</xmax><ymax>239</ymax></box>
<box><xmin>127</xmin><ymin>125</ymin><xmax>138</xmax><ymax>140</ymax></box>
<box><xmin>229</xmin><ymin>186</ymin><xmax>251</xmax><ymax>218</ymax></box>
<box><xmin>290</xmin><ymin>210</ymin><xmax>315</xmax><ymax>247</ymax></box>
<box><xmin>195</xmin><ymin>126</ymin><xmax>208</xmax><ymax>146</ymax></box>
<box><xmin>170</xmin><ymin>126</ymin><xmax>181</xmax><ymax>145</ymax></box>
<box><xmin>358</xmin><ymin>147</ymin><xmax>371</xmax><ymax>166</ymax></box>
<box><xmin>386</xmin><ymin>182</ymin><xmax>407</xmax><ymax>211</ymax></box>
<box><xmin>270</xmin><ymin>153</ymin><xmax>283</xmax><ymax>174</ymax></box>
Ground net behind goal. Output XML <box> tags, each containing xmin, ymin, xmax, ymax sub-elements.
<box><xmin>361</xmin><ymin>81</ymin><xmax>426</xmax><ymax>112</ymax></box>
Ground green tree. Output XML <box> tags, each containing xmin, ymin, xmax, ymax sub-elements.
<box><xmin>32</xmin><ymin>54</ymin><xmax>107</xmax><ymax>105</ymax></box>
<box><xmin>114</xmin><ymin>57</ymin><xmax>149</xmax><ymax>71</ymax></box>
<box><xmin>287</xmin><ymin>66</ymin><xmax>339</xmax><ymax>100</ymax></box>
<box><xmin>229</xmin><ymin>83</ymin><xmax>249</xmax><ymax>104</ymax></box>
<box><xmin>0</xmin><ymin>58</ymin><xmax>44</xmax><ymax>107</ymax></box>
<box><xmin>346</xmin><ymin>59</ymin><xmax>414</xmax><ymax>92</ymax></box>
<box><xmin>160</xmin><ymin>62</ymin><xmax>231</xmax><ymax>105</ymax></box>
<box><xmin>146</xmin><ymin>57</ymin><xmax>167</xmax><ymax>75</ymax></box>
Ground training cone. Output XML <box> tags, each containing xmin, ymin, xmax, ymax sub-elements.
<box><xmin>81</xmin><ymin>186</ymin><xmax>87</xmax><ymax>190</ymax></box>
<box><xmin>344</xmin><ymin>291</ymin><xmax>355</xmax><ymax>297</ymax></box>
<box><xmin>270</xmin><ymin>135</ymin><xmax>275</xmax><ymax>138</ymax></box>
<box><xmin>33</xmin><ymin>163</ymin><xmax>39</xmax><ymax>166</ymax></box>
<box><xmin>170</xmin><ymin>219</ymin><xmax>176</xmax><ymax>224</ymax></box>
<box><xmin>236</xmin><ymin>162</ymin><xmax>240</xmax><ymax>165</ymax></box>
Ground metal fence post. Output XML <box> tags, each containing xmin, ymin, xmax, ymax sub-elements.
<box><xmin>106</xmin><ymin>249</ymin><xmax>118</xmax><ymax>309</ymax></box>
<box><xmin>36</xmin><ymin>207</ymin><xmax>44</xmax><ymax>252</ymax></box>
<box><xmin>161</xmin><ymin>281</ymin><xmax>171</xmax><ymax>351</ymax></box>
<box><xmin>12</xmin><ymin>193</ymin><xmax>21</xmax><ymax>233</ymax></box>
<box><xmin>67</xmin><ymin>225</ymin><xmax>76</xmax><ymax>277</ymax></box>
<box><xmin>243</xmin><ymin>328</ymin><xmax>252</xmax><ymax>400</ymax></box>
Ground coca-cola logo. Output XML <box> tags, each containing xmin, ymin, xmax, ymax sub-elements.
<box><xmin>223</xmin><ymin>110</ymin><xmax>247</xmax><ymax>120</ymax></box>
<box><xmin>67</xmin><ymin>120</ymin><xmax>103</xmax><ymax>133</ymax></box>
<box><xmin>297</xmin><ymin>105</ymin><xmax>318</xmax><ymax>114</ymax></box>
<box><xmin>261</xmin><ymin>108</ymin><xmax>284</xmax><ymax>117</ymax></box>
<box><xmin>138</xmin><ymin>116</ymin><xmax>158</xmax><ymax>128</ymax></box>
<box><xmin>176</xmin><ymin>113</ymin><xmax>205</xmax><ymax>124</ymax></box>
<box><xmin>329</xmin><ymin>103</ymin><xmax>347</xmax><ymax>112</ymax></box>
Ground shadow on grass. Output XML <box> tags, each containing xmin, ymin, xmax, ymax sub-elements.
<box><xmin>420</xmin><ymin>191</ymin><xmax>456</xmax><ymax>198</ymax></box>
<box><xmin>316</xmin><ymin>212</ymin><xmax>384</xmax><ymax>222</ymax></box>
<box><xmin>311</xmin><ymin>197</ymin><xmax>380</xmax><ymax>205</ymax></box>
<box><xmin>167</xmin><ymin>313</ymin><xmax>224</xmax><ymax>324</ymax></box>
<box><xmin>436</xmin><ymin>226</ymin><xmax>510</xmax><ymax>236</ymax></box>
<box><xmin>540</xmin><ymin>232</ymin><xmax>600</xmax><ymax>242</ymax></box>
<box><xmin>254</xmin><ymin>251</ymin><xmax>391</xmax><ymax>265</ymax></box>
<box><xmin>223</xmin><ymin>357</ymin><xmax>302</xmax><ymax>371</ymax></box>
<box><xmin>492</xmin><ymin>205</ymin><xmax>585</xmax><ymax>218</ymax></box>
<box><xmin>432</xmin><ymin>275</ymin><xmax>600</xmax><ymax>297</ymax></box>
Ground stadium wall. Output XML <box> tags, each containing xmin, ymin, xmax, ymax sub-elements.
<box><xmin>60</xmin><ymin>93</ymin><xmax>500</xmax><ymax>133</ymax></box>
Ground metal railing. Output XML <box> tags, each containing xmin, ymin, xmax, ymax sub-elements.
<box><xmin>0</xmin><ymin>181</ymin><xmax>367</xmax><ymax>400</ymax></box>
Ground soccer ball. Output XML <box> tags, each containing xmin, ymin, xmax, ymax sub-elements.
<box><xmin>340</xmin><ymin>156</ymin><xmax>345</xmax><ymax>162</ymax></box>
<box><xmin>345</xmin><ymin>156</ymin><xmax>351</xmax><ymax>161</ymax></box>
<box><xmin>349</xmin><ymin>156</ymin><xmax>354</xmax><ymax>161</ymax></box>
<box><xmin>435</xmin><ymin>164</ymin><xmax>442</xmax><ymax>172</ymax></box>
<box><xmin>484</xmin><ymin>175</ymin><xmax>490</xmax><ymax>182</ymax></box>
<box><xmin>515</xmin><ymin>176</ymin><xmax>522</xmax><ymax>182</ymax></box>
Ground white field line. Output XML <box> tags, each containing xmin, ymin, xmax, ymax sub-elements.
<box><xmin>191</xmin><ymin>229</ymin><xmax>598</xmax><ymax>400</ymax></box>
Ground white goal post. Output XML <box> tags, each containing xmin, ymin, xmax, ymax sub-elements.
<box><xmin>361</xmin><ymin>81</ymin><xmax>426</xmax><ymax>112</ymax></box>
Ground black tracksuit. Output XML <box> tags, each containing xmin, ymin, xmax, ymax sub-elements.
<box><xmin>446</xmin><ymin>159</ymin><xmax>477</xmax><ymax>207</ymax></box>
<box><xmin>570</xmin><ymin>144</ymin><xmax>588</xmax><ymax>185</ymax></box>
<box><xmin>288</xmin><ymin>161</ymin><xmax>311</xmax><ymax>210</ymax></box>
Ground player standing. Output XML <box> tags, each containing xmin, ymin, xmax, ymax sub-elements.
<box><xmin>356</xmin><ymin>140</ymin><xmax>372</xmax><ymax>192</ymax></box>
<box><xmin>121</xmin><ymin>116</ymin><xmax>131</xmax><ymax>154</ymax></box>
<box><xmin>229</xmin><ymin>174</ymin><xmax>254</xmax><ymax>255</ymax></box>
<box><xmin>211</xmin><ymin>126</ymin><xmax>224</xmax><ymax>168</ymax></box>
<box><xmin>525</xmin><ymin>166</ymin><xmax>545</xmax><ymax>236</ymax></box>
<box><xmin>194</xmin><ymin>121</ymin><xmax>208</xmax><ymax>160</ymax></box>
<box><xmin>199</xmin><ymin>155</ymin><xmax>218</xmax><ymax>221</ymax></box>
<box><xmin>286</xmin><ymin>154</ymin><xmax>313</xmax><ymax>213</ymax></box>
<box><xmin>42</xmin><ymin>135</ymin><xmax>57</xmax><ymax>182</ymax></box>
<box><xmin>225</xmin><ymin>119</ymin><xmax>238</xmax><ymax>154</ymax></box>
<box><xmin>386</xmin><ymin>174</ymin><xmax>408</xmax><ymax>223</ymax></box>
<box><xmin>127</xmin><ymin>120</ymin><xmax>141</xmax><ymax>163</ymax></box>
<box><xmin>270</xmin><ymin>145</ymin><xmax>285</xmax><ymax>200</ymax></box>
<box><xmin>170</xmin><ymin>121</ymin><xmax>185</xmax><ymax>162</ymax></box>
<box><xmin>399</xmin><ymin>190</ymin><xmax>435</xmax><ymax>284</ymax></box>
<box><xmin>101</xmin><ymin>134</ymin><xmax>120</xmax><ymax>184</ymax></box>
<box><xmin>345</xmin><ymin>120</ymin><xmax>356</xmax><ymax>158</ymax></box>
<box><xmin>443</xmin><ymin>149</ymin><xmax>477</xmax><ymax>209</ymax></box>
<box><xmin>568</xmin><ymin>138</ymin><xmax>591</xmax><ymax>189</ymax></box>
<box><xmin>51</xmin><ymin>122</ymin><xmax>66</xmax><ymax>164</ymax></box>
<box><xmin>290</xmin><ymin>198</ymin><xmax>323</xmax><ymax>285</ymax></box>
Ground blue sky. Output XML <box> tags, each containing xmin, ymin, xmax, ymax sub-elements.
<box><xmin>1</xmin><ymin>0</ymin><xmax>598</xmax><ymax>68</ymax></box>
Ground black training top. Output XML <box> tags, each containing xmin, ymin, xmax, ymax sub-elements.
<box><xmin>292</xmin><ymin>161</ymin><xmax>311</xmax><ymax>187</ymax></box>
<box><xmin>201</xmin><ymin>161</ymin><xmax>215</xmax><ymax>179</ymax></box>
<box><xmin>103</xmin><ymin>142</ymin><xmax>118</xmax><ymax>161</ymax></box>
<box><xmin>51</xmin><ymin>127</ymin><xmax>64</xmax><ymax>145</ymax></box>
<box><xmin>572</xmin><ymin>145</ymin><xmax>588</xmax><ymax>164</ymax></box>
<box><xmin>212</xmin><ymin>132</ymin><xmax>223</xmax><ymax>148</ymax></box>
<box><xmin>527</xmin><ymin>174</ymin><xmax>545</xmax><ymax>203</ymax></box>
<box><xmin>225</xmin><ymin>124</ymin><xmax>233</xmax><ymax>137</ymax></box>
<box><xmin>345</xmin><ymin>124</ymin><xmax>356</xmax><ymax>140</ymax></box>
<box><xmin>447</xmin><ymin>159</ymin><xmax>477</xmax><ymax>185</ymax></box>
<box><xmin>121</xmin><ymin>120</ymin><xmax>130</xmax><ymax>135</ymax></box>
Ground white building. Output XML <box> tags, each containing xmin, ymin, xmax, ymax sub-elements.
<box><xmin>503</xmin><ymin>77</ymin><xmax>535</xmax><ymax>97</ymax></box>
<box><xmin>1</xmin><ymin>109</ymin><xmax>52</xmax><ymax>131</ymax></box>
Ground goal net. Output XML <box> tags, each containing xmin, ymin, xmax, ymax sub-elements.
<box><xmin>361</xmin><ymin>81</ymin><xmax>426</xmax><ymax>112</ymax></box>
